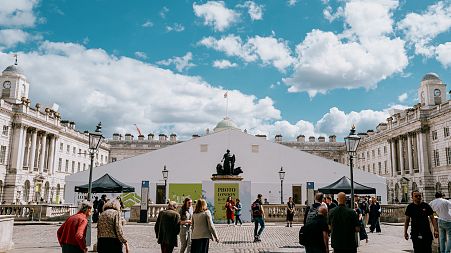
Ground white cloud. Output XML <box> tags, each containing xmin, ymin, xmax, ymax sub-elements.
<box><xmin>0</xmin><ymin>0</ymin><xmax>38</xmax><ymax>27</ymax></box>
<box><xmin>166</xmin><ymin>23</ymin><xmax>185</xmax><ymax>32</ymax></box>
<box><xmin>193</xmin><ymin>1</ymin><xmax>239</xmax><ymax>32</ymax></box>
<box><xmin>287</xmin><ymin>0</ymin><xmax>297</xmax><ymax>7</ymax></box>
<box><xmin>285</xmin><ymin>0</ymin><xmax>408</xmax><ymax>97</ymax></box>
<box><xmin>160</xmin><ymin>6</ymin><xmax>169</xmax><ymax>19</ymax></box>
<box><xmin>134</xmin><ymin>51</ymin><xmax>147</xmax><ymax>60</ymax></box>
<box><xmin>213</xmin><ymin>59</ymin><xmax>237</xmax><ymax>69</ymax></box>
<box><xmin>199</xmin><ymin>34</ymin><xmax>294</xmax><ymax>72</ymax></box>
<box><xmin>0</xmin><ymin>29</ymin><xmax>29</xmax><ymax>49</ymax></box>
<box><xmin>0</xmin><ymin>44</ymin><xmax>283</xmax><ymax>139</ymax></box>
<box><xmin>237</xmin><ymin>1</ymin><xmax>263</xmax><ymax>21</ymax></box>
<box><xmin>398</xmin><ymin>92</ymin><xmax>408</xmax><ymax>102</ymax></box>
<box><xmin>142</xmin><ymin>20</ymin><xmax>154</xmax><ymax>27</ymax></box>
<box><xmin>157</xmin><ymin>52</ymin><xmax>196</xmax><ymax>72</ymax></box>
<box><xmin>323</xmin><ymin>6</ymin><xmax>343</xmax><ymax>22</ymax></box>
<box><xmin>435</xmin><ymin>42</ymin><xmax>451</xmax><ymax>68</ymax></box>
<box><xmin>398</xmin><ymin>1</ymin><xmax>451</xmax><ymax>57</ymax></box>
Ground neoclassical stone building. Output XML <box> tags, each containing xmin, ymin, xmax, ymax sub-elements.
<box><xmin>0</xmin><ymin>63</ymin><xmax>109</xmax><ymax>204</ymax></box>
<box><xmin>355</xmin><ymin>73</ymin><xmax>450</xmax><ymax>202</ymax></box>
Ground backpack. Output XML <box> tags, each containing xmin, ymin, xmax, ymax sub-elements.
<box><xmin>304</xmin><ymin>204</ymin><xmax>319</xmax><ymax>225</ymax></box>
<box><xmin>299</xmin><ymin>224</ymin><xmax>313</xmax><ymax>246</ymax></box>
<box><xmin>298</xmin><ymin>226</ymin><xmax>306</xmax><ymax>245</ymax></box>
<box><xmin>251</xmin><ymin>201</ymin><xmax>262</xmax><ymax>216</ymax></box>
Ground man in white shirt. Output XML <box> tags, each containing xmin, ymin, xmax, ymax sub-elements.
<box><xmin>429</xmin><ymin>192</ymin><xmax>451</xmax><ymax>253</ymax></box>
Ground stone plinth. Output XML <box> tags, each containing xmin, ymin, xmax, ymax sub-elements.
<box><xmin>0</xmin><ymin>215</ymin><xmax>14</xmax><ymax>252</ymax></box>
<box><xmin>211</xmin><ymin>175</ymin><xmax>243</xmax><ymax>181</ymax></box>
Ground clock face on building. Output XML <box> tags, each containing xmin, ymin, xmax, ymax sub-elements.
<box><xmin>434</xmin><ymin>89</ymin><xmax>441</xmax><ymax>96</ymax></box>
<box><xmin>2</xmin><ymin>80</ymin><xmax>11</xmax><ymax>89</ymax></box>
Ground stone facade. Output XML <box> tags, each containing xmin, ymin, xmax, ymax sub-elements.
<box><xmin>355</xmin><ymin>73</ymin><xmax>451</xmax><ymax>203</ymax></box>
<box><xmin>0</xmin><ymin>64</ymin><xmax>109</xmax><ymax>204</ymax></box>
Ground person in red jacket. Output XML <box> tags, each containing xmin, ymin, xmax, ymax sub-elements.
<box><xmin>57</xmin><ymin>201</ymin><xmax>93</xmax><ymax>253</ymax></box>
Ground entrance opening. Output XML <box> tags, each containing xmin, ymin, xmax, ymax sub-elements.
<box><xmin>292</xmin><ymin>185</ymin><xmax>302</xmax><ymax>204</ymax></box>
<box><xmin>156</xmin><ymin>185</ymin><xmax>165</xmax><ymax>204</ymax></box>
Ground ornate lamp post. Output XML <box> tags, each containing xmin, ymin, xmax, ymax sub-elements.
<box><xmin>86</xmin><ymin>122</ymin><xmax>104</xmax><ymax>246</ymax></box>
<box><xmin>278</xmin><ymin>167</ymin><xmax>286</xmax><ymax>204</ymax></box>
<box><xmin>344</xmin><ymin>125</ymin><xmax>361</xmax><ymax>210</ymax></box>
<box><xmin>162</xmin><ymin>165</ymin><xmax>169</xmax><ymax>203</ymax></box>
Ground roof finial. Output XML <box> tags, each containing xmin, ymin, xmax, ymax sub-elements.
<box><xmin>13</xmin><ymin>54</ymin><xmax>18</xmax><ymax>65</ymax></box>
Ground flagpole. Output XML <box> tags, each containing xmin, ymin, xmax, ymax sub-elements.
<box><xmin>226</xmin><ymin>95</ymin><xmax>228</xmax><ymax>118</ymax></box>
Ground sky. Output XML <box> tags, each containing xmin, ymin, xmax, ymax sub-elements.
<box><xmin>0</xmin><ymin>0</ymin><xmax>450</xmax><ymax>141</ymax></box>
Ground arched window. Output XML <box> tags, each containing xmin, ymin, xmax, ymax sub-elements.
<box><xmin>436</xmin><ymin>182</ymin><xmax>442</xmax><ymax>193</ymax></box>
<box><xmin>23</xmin><ymin>180</ymin><xmax>30</xmax><ymax>203</ymax></box>
<box><xmin>412</xmin><ymin>182</ymin><xmax>418</xmax><ymax>191</ymax></box>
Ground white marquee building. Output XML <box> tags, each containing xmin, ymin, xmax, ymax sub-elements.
<box><xmin>65</xmin><ymin>122</ymin><xmax>387</xmax><ymax>206</ymax></box>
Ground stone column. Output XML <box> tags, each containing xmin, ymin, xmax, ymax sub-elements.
<box><xmin>398</xmin><ymin>136</ymin><xmax>404</xmax><ymax>175</ymax></box>
<box><xmin>47</xmin><ymin>135</ymin><xmax>55</xmax><ymax>175</ymax></box>
<box><xmin>407</xmin><ymin>133</ymin><xmax>413</xmax><ymax>175</ymax></box>
<box><xmin>389</xmin><ymin>139</ymin><xmax>397</xmax><ymax>177</ymax></box>
<box><xmin>418</xmin><ymin>130</ymin><xmax>430</xmax><ymax>174</ymax></box>
<box><xmin>39</xmin><ymin>133</ymin><xmax>47</xmax><ymax>174</ymax></box>
<box><xmin>10</xmin><ymin>124</ymin><xmax>26</xmax><ymax>172</ymax></box>
<box><xmin>29</xmin><ymin>129</ymin><xmax>38</xmax><ymax>171</ymax></box>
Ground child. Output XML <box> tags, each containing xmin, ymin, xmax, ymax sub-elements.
<box><xmin>234</xmin><ymin>198</ymin><xmax>242</xmax><ymax>226</ymax></box>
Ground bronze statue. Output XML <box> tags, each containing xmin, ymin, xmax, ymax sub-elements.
<box><xmin>214</xmin><ymin>149</ymin><xmax>243</xmax><ymax>176</ymax></box>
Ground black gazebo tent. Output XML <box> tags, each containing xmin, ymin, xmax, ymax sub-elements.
<box><xmin>74</xmin><ymin>173</ymin><xmax>135</xmax><ymax>193</ymax></box>
<box><xmin>318</xmin><ymin>176</ymin><xmax>376</xmax><ymax>194</ymax></box>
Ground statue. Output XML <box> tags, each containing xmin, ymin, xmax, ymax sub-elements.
<box><xmin>214</xmin><ymin>149</ymin><xmax>243</xmax><ymax>176</ymax></box>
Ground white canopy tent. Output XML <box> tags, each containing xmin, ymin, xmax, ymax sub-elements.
<box><xmin>65</xmin><ymin>128</ymin><xmax>387</xmax><ymax>204</ymax></box>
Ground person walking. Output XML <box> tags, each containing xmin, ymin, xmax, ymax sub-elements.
<box><xmin>369</xmin><ymin>197</ymin><xmax>381</xmax><ymax>233</ymax></box>
<box><xmin>234</xmin><ymin>198</ymin><xmax>242</xmax><ymax>226</ymax></box>
<box><xmin>304</xmin><ymin>193</ymin><xmax>327</xmax><ymax>225</ymax></box>
<box><xmin>429</xmin><ymin>191</ymin><xmax>451</xmax><ymax>253</ymax></box>
<box><xmin>328</xmin><ymin>192</ymin><xmax>360</xmax><ymax>253</ymax></box>
<box><xmin>191</xmin><ymin>199</ymin><xmax>219</xmax><ymax>253</ymax></box>
<box><xmin>286</xmin><ymin>197</ymin><xmax>295</xmax><ymax>227</ymax></box>
<box><xmin>92</xmin><ymin>196</ymin><xmax>100</xmax><ymax>223</ymax></box>
<box><xmin>179</xmin><ymin>198</ymin><xmax>193</xmax><ymax>253</ymax></box>
<box><xmin>57</xmin><ymin>201</ymin><xmax>93</xmax><ymax>253</ymax></box>
<box><xmin>359</xmin><ymin>197</ymin><xmax>369</xmax><ymax>226</ymax></box>
<box><xmin>354</xmin><ymin>202</ymin><xmax>368</xmax><ymax>243</ymax></box>
<box><xmin>97</xmin><ymin>200</ymin><xmax>129</xmax><ymax>253</ymax></box>
<box><xmin>225</xmin><ymin>196</ymin><xmax>235</xmax><ymax>226</ymax></box>
<box><xmin>404</xmin><ymin>190</ymin><xmax>439</xmax><ymax>253</ymax></box>
<box><xmin>155</xmin><ymin>201</ymin><xmax>181</xmax><ymax>253</ymax></box>
<box><xmin>251</xmin><ymin>194</ymin><xmax>265</xmax><ymax>242</ymax></box>
<box><xmin>303</xmin><ymin>205</ymin><xmax>329</xmax><ymax>253</ymax></box>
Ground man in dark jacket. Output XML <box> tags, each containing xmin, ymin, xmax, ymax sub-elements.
<box><xmin>369</xmin><ymin>197</ymin><xmax>381</xmax><ymax>233</ymax></box>
<box><xmin>155</xmin><ymin>201</ymin><xmax>181</xmax><ymax>253</ymax></box>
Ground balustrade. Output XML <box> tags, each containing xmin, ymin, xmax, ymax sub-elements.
<box><xmin>0</xmin><ymin>204</ymin><xmax>76</xmax><ymax>221</ymax></box>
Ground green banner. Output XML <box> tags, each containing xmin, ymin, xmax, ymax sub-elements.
<box><xmin>214</xmin><ymin>183</ymin><xmax>239</xmax><ymax>220</ymax></box>
<box><xmin>168</xmin><ymin>183</ymin><xmax>202</xmax><ymax>204</ymax></box>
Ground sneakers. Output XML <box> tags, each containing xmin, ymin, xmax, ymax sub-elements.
<box><xmin>254</xmin><ymin>236</ymin><xmax>261</xmax><ymax>242</ymax></box>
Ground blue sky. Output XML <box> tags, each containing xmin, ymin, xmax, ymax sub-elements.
<box><xmin>0</xmin><ymin>0</ymin><xmax>450</xmax><ymax>140</ymax></box>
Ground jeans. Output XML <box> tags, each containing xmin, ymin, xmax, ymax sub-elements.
<box><xmin>235</xmin><ymin>215</ymin><xmax>242</xmax><ymax>225</ymax></box>
<box><xmin>254</xmin><ymin>217</ymin><xmax>265</xmax><ymax>238</ymax></box>
<box><xmin>179</xmin><ymin>226</ymin><xmax>191</xmax><ymax>253</ymax></box>
<box><xmin>438</xmin><ymin>219</ymin><xmax>451</xmax><ymax>253</ymax></box>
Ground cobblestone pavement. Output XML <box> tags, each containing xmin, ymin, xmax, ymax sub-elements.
<box><xmin>9</xmin><ymin>223</ymin><xmax>412</xmax><ymax>253</ymax></box>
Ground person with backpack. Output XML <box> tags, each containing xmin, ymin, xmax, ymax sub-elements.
<box><xmin>302</xmin><ymin>205</ymin><xmax>329</xmax><ymax>253</ymax></box>
<box><xmin>304</xmin><ymin>193</ymin><xmax>327</xmax><ymax>225</ymax></box>
<box><xmin>251</xmin><ymin>194</ymin><xmax>265</xmax><ymax>242</ymax></box>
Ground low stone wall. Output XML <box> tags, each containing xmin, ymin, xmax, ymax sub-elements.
<box><xmin>0</xmin><ymin>204</ymin><xmax>77</xmax><ymax>221</ymax></box>
<box><xmin>130</xmin><ymin>203</ymin><xmax>408</xmax><ymax>223</ymax></box>
<box><xmin>0</xmin><ymin>215</ymin><xmax>14</xmax><ymax>252</ymax></box>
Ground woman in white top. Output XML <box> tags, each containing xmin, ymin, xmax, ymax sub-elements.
<box><xmin>191</xmin><ymin>199</ymin><xmax>219</xmax><ymax>253</ymax></box>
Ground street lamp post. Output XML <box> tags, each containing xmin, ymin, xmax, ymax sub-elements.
<box><xmin>86</xmin><ymin>122</ymin><xmax>104</xmax><ymax>246</ymax></box>
<box><xmin>278</xmin><ymin>167</ymin><xmax>286</xmax><ymax>204</ymax></box>
<box><xmin>344</xmin><ymin>125</ymin><xmax>361</xmax><ymax>210</ymax></box>
<box><xmin>162</xmin><ymin>165</ymin><xmax>169</xmax><ymax>203</ymax></box>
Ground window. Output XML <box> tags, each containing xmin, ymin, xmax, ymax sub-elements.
<box><xmin>378</xmin><ymin>162</ymin><xmax>382</xmax><ymax>175</ymax></box>
<box><xmin>384</xmin><ymin>146</ymin><xmax>387</xmax><ymax>154</ymax></box>
<box><xmin>251</xmin><ymin>144</ymin><xmax>259</xmax><ymax>153</ymax></box>
<box><xmin>0</xmin><ymin>146</ymin><xmax>6</xmax><ymax>164</ymax></box>
<box><xmin>432</xmin><ymin>130</ymin><xmax>438</xmax><ymax>140</ymax></box>
<box><xmin>446</xmin><ymin>147</ymin><xmax>451</xmax><ymax>165</ymax></box>
<box><xmin>367</xmin><ymin>151</ymin><xmax>370</xmax><ymax>159</ymax></box>
<box><xmin>66</xmin><ymin>145</ymin><xmax>70</xmax><ymax>153</ymax></box>
<box><xmin>83</xmin><ymin>163</ymin><xmax>86</xmax><ymax>171</ymax></box>
<box><xmin>363</xmin><ymin>165</ymin><xmax>365</xmax><ymax>171</ymax></box>
<box><xmin>362</xmin><ymin>152</ymin><xmax>365</xmax><ymax>160</ymax></box>
<box><xmin>433</xmin><ymin>149</ymin><xmax>440</xmax><ymax>167</ymax></box>
<box><xmin>372</xmin><ymin>150</ymin><xmax>375</xmax><ymax>158</ymax></box>
<box><xmin>384</xmin><ymin>161</ymin><xmax>387</xmax><ymax>174</ymax></box>
<box><xmin>101</xmin><ymin>155</ymin><xmax>104</xmax><ymax>164</ymax></box>
<box><xmin>111</xmin><ymin>157</ymin><xmax>117</xmax><ymax>162</ymax></box>
<box><xmin>445</xmin><ymin>127</ymin><xmax>450</xmax><ymax>138</ymax></box>
<box><xmin>78</xmin><ymin>162</ymin><xmax>81</xmax><ymax>172</ymax></box>
<box><xmin>78</xmin><ymin>148</ymin><xmax>81</xmax><ymax>156</ymax></box>
<box><xmin>73</xmin><ymin>147</ymin><xmax>76</xmax><ymax>155</ymax></box>
<box><xmin>377</xmin><ymin>148</ymin><xmax>380</xmax><ymax>156</ymax></box>
<box><xmin>59</xmin><ymin>143</ymin><xmax>64</xmax><ymax>152</ymax></box>
<box><xmin>65</xmin><ymin>160</ymin><xmax>69</xmax><ymax>172</ymax></box>
<box><xmin>373</xmin><ymin>163</ymin><xmax>376</xmax><ymax>173</ymax></box>
<box><xmin>72</xmin><ymin>161</ymin><xmax>75</xmax><ymax>173</ymax></box>
<box><xmin>58</xmin><ymin>158</ymin><xmax>62</xmax><ymax>172</ymax></box>
<box><xmin>2</xmin><ymin>126</ymin><xmax>8</xmax><ymax>136</ymax></box>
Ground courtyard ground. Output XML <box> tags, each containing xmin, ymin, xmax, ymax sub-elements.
<box><xmin>9</xmin><ymin>222</ymin><xmax>413</xmax><ymax>253</ymax></box>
